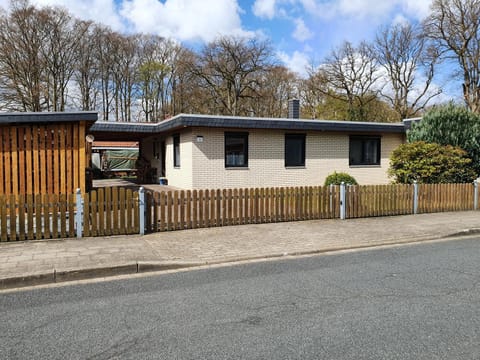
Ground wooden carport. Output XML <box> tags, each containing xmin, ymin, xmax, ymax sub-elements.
<box><xmin>88</xmin><ymin>121</ymin><xmax>161</xmax><ymax>183</ymax></box>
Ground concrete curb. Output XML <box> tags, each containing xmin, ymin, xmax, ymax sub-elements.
<box><xmin>0</xmin><ymin>261</ymin><xmax>205</xmax><ymax>290</ymax></box>
<box><xmin>444</xmin><ymin>228</ymin><xmax>480</xmax><ymax>238</ymax></box>
<box><xmin>1</xmin><ymin>231</ymin><xmax>479</xmax><ymax>291</ymax></box>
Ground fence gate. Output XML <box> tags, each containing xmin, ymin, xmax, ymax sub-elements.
<box><xmin>82</xmin><ymin>187</ymin><xmax>140</xmax><ymax>237</ymax></box>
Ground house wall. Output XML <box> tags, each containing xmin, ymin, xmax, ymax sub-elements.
<box><xmin>175</xmin><ymin>127</ymin><xmax>404</xmax><ymax>189</ymax></box>
<box><xmin>164</xmin><ymin>129</ymin><xmax>194</xmax><ymax>189</ymax></box>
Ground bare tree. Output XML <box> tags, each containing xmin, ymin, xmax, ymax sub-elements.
<box><xmin>424</xmin><ymin>0</ymin><xmax>480</xmax><ymax>112</ymax></box>
<box><xmin>170</xmin><ymin>47</ymin><xmax>207</xmax><ymax>115</ymax></box>
<box><xmin>74</xmin><ymin>21</ymin><xmax>101</xmax><ymax>111</ymax></box>
<box><xmin>111</xmin><ymin>34</ymin><xmax>139</xmax><ymax>122</ymax></box>
<box><xmin>253</xmin><ymin>65</ymin><xmax>297</xmax><ymax>118</ymax></box>
<box><xmin>320</xmin><ymin>41</ymin><xmax>382</xmax><ymax>121</ymax></box>
<box><xmin>169</xmin><ymin>45</ymin><xmax>197</xmax><ymax>115</ymax></box>
<box><xmin>0</xmin><ymin>1</ymin><xmax>85</xmax><ymax>112</ymax></box>
<box><xmin>0</xmin><ymin>0</ymin><xmax>45</xmax><ymax>111</ymax></box>
<box><xmin>137</xmin><ymin>36</ymin><xmax>183</xmax><ymax>121</ymax></box>
<box><xmin>138</xmin><ymin>36</ymin><xmax>164</xmax><ymax>122</ymax></box>
<box><xmin>191</xmin><ymin>36</ymin><xmax>274</xmax><ymax>116</ymax></box>
<box><xmin>374</xmin><ymin>22</ymin><xmax>440</xmax><ymax>120</ymax></box>
<box><xmin>94</xmin><ymin>26</ymin><xmax>119</xmax><ymax>121</ymax></box>
<box><xmin>38</xmin><ymin>6</ymin><xmax>84</xmax><ymax>111</ymax></box>
<box><xmin>300</xmin><ymin>63</ymin><xmax>330</xmax><ymax>119</ymax></box>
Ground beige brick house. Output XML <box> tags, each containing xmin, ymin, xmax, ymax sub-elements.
<box><xmin>91</xmin><ymin>113</ymin><xmax>406</xmax><ymax>189</ymax></box>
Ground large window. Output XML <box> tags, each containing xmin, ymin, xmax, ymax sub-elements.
<box><xmin>173</xmin><ymin>134</ymin><xmax>180</xmax><ymax>168</ymax></box>
<box><xmin>225</xmin><ymin>132</ymin><xmax>248</xmax><ymax>167</ymax></box>
<box><xmin>285</xmin><ymin>134</ymin><xmax>306</xmax><ymax>167</ymax></box>
<box><xmin>349</xmin><ymin>136</ymin><xmax>381</xmax><ymax>166</ymax></box>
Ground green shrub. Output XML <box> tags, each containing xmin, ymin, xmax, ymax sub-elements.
<box><xmin>389</xmin><ymin>141</ymin><xmax>477</xmax><ymax>184</ymax></box>
<box><xmin>324</xmin><ymin>172</ymin><xmax>358</xmax><ymax>186</ymax></box>
<box><xmin>408</xmin><ymin>103</ymin><xmax>480</xmax><ymax>173</ymax></box>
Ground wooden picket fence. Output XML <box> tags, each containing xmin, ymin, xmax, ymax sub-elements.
<box><xmin>145</xmin><ymin>186</ymin><xmax>340</xmax><ymax>232</ymax></box>
<box><xmin>0</xmin><ymin>187</ymin><xmax>139</xmax><ymax>242</ymax></box>
<box><xmin>417</xmin><ymin>183</ymin><xmax>474</xmax><ymax>213</ymax></box>
<box><xmin>146</xmin><ymin>183</ymin><xmax>479</xmax><ymax>232</ymax></box>
<box><xmin>0</xmin><ymin>183</ymin><xmax>478</xmax><ymax>241</ymax></box>
<box><xmin>344</xmin><ymin>183</ymin><xmax>477</xmax><ymax>218</ymax></box>
<box><xmin>345</xmin><ymin>184</ymin><xmax>414</xmax><ymax>218</ymax></box>
<box><xmin>0</xmin><ymin>193</ymin><xmax>76</xmax><ymax>242</ymax></box>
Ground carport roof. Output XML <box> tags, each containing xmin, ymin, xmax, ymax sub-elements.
<box><xmin>89</xmin><ymin>113</ymin><xmax>406</xmax><ymax>140</ymax></box>
<box><xmin>0</xmin><ymin>111</ymin><xmax>97</xmax><ymax>125</ymax></box>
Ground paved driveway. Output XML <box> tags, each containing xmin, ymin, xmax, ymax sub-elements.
<box><xmin>92</xmin><ymin>178</ymin><xmax>180</xmax><ymax>192</ymax></box>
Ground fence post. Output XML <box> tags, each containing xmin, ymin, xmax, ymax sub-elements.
<box><xmin>75</xmin><ymin>188</ymin><xmax>83</xmax><ymax>238</ymax></box>
<box><xmin>474</xmin><ymin>180</ymin><xmax>478</xmax><ymax>211</ymax></box>
<box><xmin>329</xmin><ymin>184</ymin><xmax>334</xmax><ymax>214</ymax></box>
<box><xmin>139</xmin><ymin>187</ymin><xmax>145</xmax><ymax>235</ymax></box>
<box><xmin>413</xmin><ymin>181</ymin><xmax>418</xmax><ymax>215</ymax></box>
<box><xmin>340</xmin><ymin>182</ymin><xmax>346</xmax><ymax>220</ymax></box>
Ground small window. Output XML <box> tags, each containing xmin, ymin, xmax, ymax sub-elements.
<box><xmin>285</xmin><ymin>134</ymin><xmax>306</xmax><ymax>167</ymax></box>
<box><xmin>225</xmin><ymin>132</ymin><xmax>248</xmax><ymax>167</ymax></box>
<box><xmin>349</xmin><ymin>136</ymin><xmax>381</xmax><ymax>166</ymax></box>
<box><xmin>173</xmin><ymin>134</ymin><xmax>180</xmax><ymax>168</ymax></box>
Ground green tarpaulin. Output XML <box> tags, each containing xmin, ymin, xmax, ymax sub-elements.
<box><xmin>102</xmin><ymin>149</ymin><xmax>138</xmax><ymax>171</ymax></box>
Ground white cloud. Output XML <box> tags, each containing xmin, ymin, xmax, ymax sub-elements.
<box><xmin>0</xmin><ymin>0</ymin><xmax>9</xmax><ymax>11</ymax></box>
<box><xmin>292</xmin><ymin>19</ymin><xmax>313</xmax><ymax>42</ymax></box>
<box><xmin>31</xmin><ymin>0</ymin><xmax>124</xmax><ymax>31</ymax></box>
<box><xmin>313</xmin><ymin>0</ymin><xmax>431</xmax><ymax>21</ymax></box>
<box><xmin>402</xmin><ymin>0</ymin><xmax>432</xmax><ymax>19</ymax></box>
<box><xmin>252</xmin><ymin>0</ymin><xmax>277</xmax><ymax>19</ymax></box>
<box><xmin>336</xmin><ymin>0</ymin><xmax>394</xmax><ymax>18</ymax></box>
<box><xmin>278</xmin><ymin>50</ymin><xmax>310</xmax><ymax>76</ymax></box>
<box><xmin>391</xmin><ymin>14</ymin><xmax>410</xmax><ymax>26</ymax></box>
<box><xmin>120</xmin><ymin>0</ymin><xmax>250</xmax><ymax>42</ymax></box>
<box><xmin>255</xmin><ymin>0</ymin><xmax>433</xmax><ymax>22</ymax></box>
<box><xmin>12</xmin><ymin>0</ymin><xmax>251</xmax><ymax>43</ymax></box>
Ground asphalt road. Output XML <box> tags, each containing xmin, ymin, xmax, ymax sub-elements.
<box><xmin>2</xmin><ymin>237</ymin><xmax>480</xmax><ymax>359</ymax></box>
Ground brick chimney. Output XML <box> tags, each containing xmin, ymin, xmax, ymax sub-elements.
<box><xmin>288</xmin><ymin>99</ymin><xmax>300</xmax><ymax>119</ymax></box>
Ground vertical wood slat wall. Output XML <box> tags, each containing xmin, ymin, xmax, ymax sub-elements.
<box><xmin>0</xmin><ymin>122</ymin><xmax>87</xmax><ymax>195</ymax></box>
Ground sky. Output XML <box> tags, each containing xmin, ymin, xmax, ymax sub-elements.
<box><xmin>0</xmin><ymin>0</ymin><xmax>459</xmax><ymax>100</ymax></box>
<box><xmin>0</xmin><ymin>0</ymin><xmax>434</xmax><ymax>74</ymax></box>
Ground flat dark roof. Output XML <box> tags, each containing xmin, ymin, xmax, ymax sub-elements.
<box><xmin>0</xmin><ymin>111</ymin><xmax>98</xmax><ymax>125</ymax></box>
<box><xmin>90</xmin><ymin>113</ymin><xmax>406</xmax><ymax>140</ymax></box>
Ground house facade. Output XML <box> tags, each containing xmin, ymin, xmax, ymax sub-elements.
<box><xmin>91</xmin><ymin>114</ymin><xmax>406</xmax><ymax>189</ymax></box>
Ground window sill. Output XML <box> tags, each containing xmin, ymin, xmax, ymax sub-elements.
<box><xmin>225</xmin><ymin>167</ymin><xmax>249</xmax><ymax>170</ymax></box>
<box><xmin>285</xmin><ymin>166</ymin><xmax>306</xmax><ymax>169</ymax></box>
<box><xmin>349</xmin><ymin>164</ymin><xmax>381</xmax><ymax>168</ymax></box>
<box><xmin>174</xmin><ymin>166</ymin><xmax>181</xmax><ymax>169</ymax></box>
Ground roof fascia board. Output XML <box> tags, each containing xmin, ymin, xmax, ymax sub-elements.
<box><xmin>0</xmin><ymin>111</ymin><xmax>98</xmax><ymax>125</ymax></box>
<box><xmin>90</xmin><ymin>114</ymin><xmax>406</xmax><ymax>135</ymax></box>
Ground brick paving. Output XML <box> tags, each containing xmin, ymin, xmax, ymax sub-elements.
<box><xmin>92</xmin><ymin>178</ymin><xmax>180</xmax><ymax>192</ymax></box>
<box><xmin>1</xmin><ymin>211</ymin><xmax>479</xmax><ymax>288</ymax></box>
